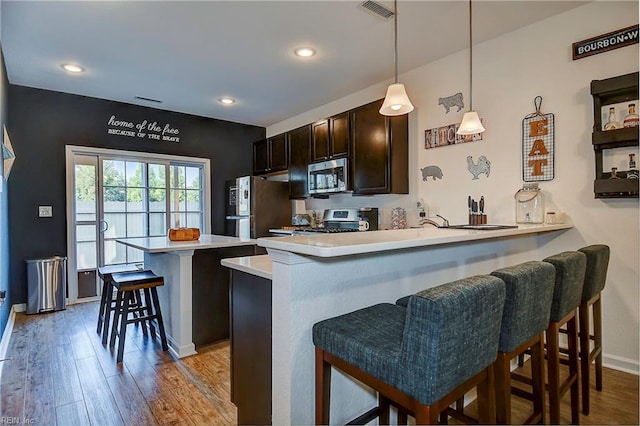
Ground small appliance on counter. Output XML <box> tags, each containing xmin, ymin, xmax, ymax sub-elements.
<box><xmin>358</xmin><ymin>207</ymin><xmax>379</xmax><ymax>231</ymax></box>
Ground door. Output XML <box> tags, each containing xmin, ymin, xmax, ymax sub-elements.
<box><xmin>67</xmin><ymin>146</ymin><xmax>210</xmax><ymax>304</ymax></box>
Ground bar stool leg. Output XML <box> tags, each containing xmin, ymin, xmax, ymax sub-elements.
<box><xmin>109</xmin><ymin>290</ymin><xmax>124</xmax><ymax>348</ymax></box>
<box><xmin>594</xmin><ymin>298</ymin><xmax>603</xmax><ymax>391</ymax></box>
<box><xmin>531</xmin><ymin>334</ymin><xmax>546</xmax><ymax>424</ymax></box>
<box><xmin>101</xmin><ymin>282</ymin><xmax>114</xmax><ymax>345</ymax></box>
<box><xmin>133</xmin><ymin>290</ymin><xmax>148</xmax><ymax>337</ymax></box>
<box><xmin>546</xmin><ymin>323</ymin><xmax>561</xmax><ymax>425</ymax></box>
<box><xmin>567</xmin><ymin>315</ymin><xmax>580</xmax><ymax>425</ymax></box>
<box><xmin>315</xmin><ymin>347</ymin><xmax>331</xmax><ymax>425</ymax></box>
<box><xmin>97</xmin><ymin>277</ymin><xmax>109</xmax><ymax>334</ymax></box>
<box><xmin>144</xmin><ymin>287</ymin><xmax>157</xmax><ymax>339</ymax></box>
<box><xmin>494</xmin><ymin>352</ymin><xmax>511</xmax><ymax>425</ymax></box>
<box><xmin>579</xmin><ymin>301</ymin><xmax>591</xmax><ymax>415</ymax></box>
<box><xmin>116</xmin><ymin>291</ymin><xmax>132</xmax><ymax>363</ymax></box>
<box><xmin>150</xmin><ymin>287</ymin><xmax>168</xmax><ymax>351</ymax></box>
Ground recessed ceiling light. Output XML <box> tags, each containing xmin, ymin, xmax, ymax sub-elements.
<box><xmin>294</xmin><ymin>47</ymin><xmax>316</xmax><ymax>58</ymax></box>
<box><xmin>61</xmin><ymin>63</ymin><xmax>85</xmax><ymax>73</ymax></box>
<box><xmin>219</xmin><ymin>97</ymin><xmax>236</xmax><ymax>105</ymax></box>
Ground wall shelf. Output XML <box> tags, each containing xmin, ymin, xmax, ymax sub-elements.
<box><xmin>590</xmin><ymin>72</ymin><xmax>639</xmax><ymax>199</ymax></box>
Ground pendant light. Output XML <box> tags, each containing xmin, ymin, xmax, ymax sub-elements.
<box><xmin>379</xmin><ymin>0</ymin><xmax>414</xmax><ymax>116</ymax></box>
<box><xmin>457</xmin><ymin>0</ymin><xmax>485</xmax><ymax>135</ymax></box>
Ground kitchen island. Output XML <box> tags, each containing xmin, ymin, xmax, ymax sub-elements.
<box><xmin>116</xmin><ymin>234</ymin><xmax>256</xmax><ymax>358</ymax></box>
<box><xmin>222</xmin><ymin>223</ymin><xmax>574</xmax><ymax>425</ymax></box>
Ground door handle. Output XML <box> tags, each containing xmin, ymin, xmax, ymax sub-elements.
<box><xmin>99</xmin><ymin>220</ymin><xmax>109</xmax><ymax>233</ymax></box>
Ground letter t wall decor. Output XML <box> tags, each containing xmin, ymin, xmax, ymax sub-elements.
<box><xmin>522</xmin><ymin>96</ymin><xmax>554</xmax><ymax>182</ymax></box>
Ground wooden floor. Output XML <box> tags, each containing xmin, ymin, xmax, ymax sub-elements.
<box><xmin>1</xmin><ymin>301</ymin><xmax>638</xmax><ymax>425</ymax></box>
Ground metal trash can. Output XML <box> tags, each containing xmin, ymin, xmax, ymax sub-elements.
<box><xmin>26</xmin><ymin>256</ymin><xmax>67</xmax><ymax>314</ymax></box>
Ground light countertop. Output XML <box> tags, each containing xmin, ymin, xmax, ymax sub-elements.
<box><xmin>116</xmin><ymin>234</ymin><xmax>256</xmax><ymax>253</ymax></box>
<box><xmin>221</xmin><ymin>255</ymin><xmax>272</xmax><ymax>280</ymax></box>
<box><xmin>257</xmin><ymin>223</ymin><xmax>573</xmax><ymax>258</ymax></box>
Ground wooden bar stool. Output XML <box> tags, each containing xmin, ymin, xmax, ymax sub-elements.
<box><xmin>313</xmin><ymin>275</ymin><xmax>506</xmax><ymax>425</ymax></box>
<box><xmin>447</xmin><ymin>261</ymin><xmax>556</xmax><ymax>425</ymax></box>
<box><xmin>543</xmin><ymin>251</ymin><xmax>587</xmax><ymax>425</ymax></box>
<box><xmin>97</xmin><ymin>264</ymin><xmax>139</xmax><ymax>345</ymax></box>
<box><xmin>109</xmin><ymin>270</ymin><xmax>168</xmax><ymax>363</ymax></box>
<box><xmin>577</xmin><ymin>245</ymin><xmax>610</xmax><ymax>415</ymax></box>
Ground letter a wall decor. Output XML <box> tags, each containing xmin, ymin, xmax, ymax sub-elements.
<box><xmin>522</xmin><ymin>96</ymin><xmax>554</xmax><ymax>182</ymax></box>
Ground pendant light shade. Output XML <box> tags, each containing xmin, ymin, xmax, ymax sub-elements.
<box><xmin>456</xmin><ymin>0</ymin><xmax>485</xmax><ymax>135</ymax></box>
<box><xmin>380</xmin><ymin>0</ymin><xmax>414</xmax><ymax>116</ymax></box>
<box><xmin>380</xmin><ymin>83</ymin><xmax>414</xmax><ymax>116</ymax></box>
<box><xmin>457</xmin><ymin>111</ymin><xmax>485</xmax><ymax>135</ymax></box>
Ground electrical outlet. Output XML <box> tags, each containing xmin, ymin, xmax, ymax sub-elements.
<box><xmin>38</xmin><ymin>206</ymin><xmax>53</xmax><ymax>217</ymax></box>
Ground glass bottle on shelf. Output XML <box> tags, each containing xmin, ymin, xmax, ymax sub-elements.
<box><xmin>610</xmin><ymin>167</ymin><xmax>620</xmax><ymax>179</ymax></box>
<box><xmin>623</xmin><ymin>103</ymin><xmax>639</xmax><ymax>128</ymax></box>
<box><xmin>515</xmin><ymin>183</ymin><xmax>545</xmax><ymax>224</ymax></box>
<box><xmin>627</xmin><ymin>153</ymin><xmax>639</xmax><ymax>179</ymax></box>
<box><xmin>603</xmin><ymin>107</ymin><xmax>620</xmax><ymax>130</ymax></box>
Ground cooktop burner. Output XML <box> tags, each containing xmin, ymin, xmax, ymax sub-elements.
<box><xmin>293</xmin><ymin>227</ymin><xmax>359</xmax><ymax>235</ymax></box>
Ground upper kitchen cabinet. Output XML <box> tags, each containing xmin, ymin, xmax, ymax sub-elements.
<box><xmin>311</xmin><ymin>112</ymin><xmax>350</xmax><ymax>162</ymax></box>
<box><xmin>590</xmin><ymin>71</ymin><xmax>639</xmax><ymax>198</ymax></box>
<box><xmin>351</xmin><ymin>99</ymin><xmax>408</xmax><ymax>195</ymax></box>
<box><xmin>288</xmin><ymin>124</ymin><xmax>312</xmax><ymax>199</ymax></box>
<box><xmin>253</xmin><ymin>133</ymin><xmax>289</xmax><ymax>175</ymax></box>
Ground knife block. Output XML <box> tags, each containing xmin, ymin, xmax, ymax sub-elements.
<box><xmin>469</xmin><ymin>214</ymin><xmax>487</xmax><ymax>225</ymax></box>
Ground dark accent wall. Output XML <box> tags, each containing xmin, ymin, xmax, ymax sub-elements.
<box><xmin>0</xmin><ymin>47</ymin><xmax>10</xmax><ymax>336</ymax></box>
<box><xmin>7</xmin><ymin>85</ymin><xmax>264</xmax><ymax>304</ymax></box>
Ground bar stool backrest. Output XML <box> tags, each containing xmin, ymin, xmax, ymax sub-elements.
<box><xmin>399</xmin><ymin>275</ymin><xmax>505</xmax><ymax>405</ymax></box>
<box><xmin>578</xmin><ymin>245</ymin><xmax>610</xmax><ymax>302</ymax></box>
<box><xmin>543</xmin><ymin>251</ymin><xmax>587</xmax><ymax>322</ymax></box>
<box><xmin>491</xmin><ymin>261</ymin><xmax>556</xmax><ymax>353</ymax></box>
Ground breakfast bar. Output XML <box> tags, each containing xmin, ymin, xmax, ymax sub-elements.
<box><xmin>223</xmin><ymin>223</ymin><xmax>574</xmax><ymax>425</ymax></box>
<box><xmin>117</xmin><ymin>234</ymin><xmax>256</xmax><ymax>358</ymax></box>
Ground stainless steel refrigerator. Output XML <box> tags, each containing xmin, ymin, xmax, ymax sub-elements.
<box><xmin>225</xmin><ymin>176</ymin><xmax>292</xmax><ymax>238</ymax></box>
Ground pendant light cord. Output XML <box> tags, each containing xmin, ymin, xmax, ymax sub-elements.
<box><xmin>468</xmin><ymin>0</ymin><xmax>473</xmax><ymax>111</ymax></box>
<box><xmin>394</xmin><ymin>0</ymin><xmax>398</xmax><ymax>84</ymax></box>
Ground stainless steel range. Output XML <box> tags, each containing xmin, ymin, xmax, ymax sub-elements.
<box><xmin>292</xmin><ymin>209</ymin><xmax>364</xmax><ymax>235</ymax></box>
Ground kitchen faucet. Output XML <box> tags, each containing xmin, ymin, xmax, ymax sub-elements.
<box><xmin>419</xmin><ymin>214</ymin><xmax>450</xmax><ymax>228</ymax></box>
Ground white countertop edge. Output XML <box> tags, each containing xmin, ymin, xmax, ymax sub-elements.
<box><xmin>221</xmin><ymin>255</ymin><xmax>272</xmax><ymax>280</ymax></box>
<box><xmin>116</xmin><ymin>234</ymin><xmax>257</xmax><ymax>253</ymax></box>
<box><xmin>257</xmin><ymin>223</ymin><xmax>573</xmax><ymax>258</ymax></box>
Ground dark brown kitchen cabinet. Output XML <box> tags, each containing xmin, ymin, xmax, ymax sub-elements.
<box><xmin>253</xmin><ymin>133</ymin><xmax>288</xmax><ymax>175</ymax></box>
<box><xmin>351</xmin><ymin>99</ymin><xmax>408</xmax><ymax>195</ymax></box>
<box><xmin>311</xmin><ymin>112</ymin><xmax>350</xmax><ymax>162</ymax></box>
<box><xmin>288</xmin><ymin>124</ymin><xmax>311</xmax><ymax>199</ymax></box>
<box><xmin>590</xmin><ymin>72</ymin><xmax>639</xmax><ymax>198</ymax></box>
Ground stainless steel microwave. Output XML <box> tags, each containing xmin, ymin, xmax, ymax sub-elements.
<box><xmin>308</xmin><ymin>158</ymin><xmax>347</xmax><ymax>195</ymax></box>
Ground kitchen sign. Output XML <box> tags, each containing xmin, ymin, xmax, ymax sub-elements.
<box><xmin>522</xmin><ymin>96</ymin><xmax>554</xmax><ymax>182</ymax></box>
<box><xmin>107</xmin><ymin>115</ymin><xmax>180</xmax><ymax>143</ymax></box>
<box><xmin>572</xmin><ymin>25</ymin><xmax>639</xmax><ymax>61</ymax></box>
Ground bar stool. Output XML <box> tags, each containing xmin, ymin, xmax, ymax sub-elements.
<box><xmin>444</xmin><ymin>261</ymin><xmax>555</xmax><ymax>425</ymax></box>
<box><xmin>543</xmin><ymin>251</ymin><xmax>587</xmax><ymax>425</ymax></box>
<box><xmin>313</xmin><ymin>275</ymin><xmax>505</xmax><ymax>425</ymax></box>
<box><xmin>97</xmin><ymin>264</ymin><xmax>139</xmax><ymax>345</ymax></box>
<box><xmin>109</xmin><ymin>270</ymin><xmax>168</xmax><ymax>363</ymax></box>
<box><xmin>577</xmin><ymin>244</ymin><xmax>610</xmax><ymax>415</ymax></box>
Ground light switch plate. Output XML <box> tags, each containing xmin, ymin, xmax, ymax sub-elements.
<box><xmin>38</xmin><ymin>206</ymin><xmax>53</xmax><ymax>217</ymax></box>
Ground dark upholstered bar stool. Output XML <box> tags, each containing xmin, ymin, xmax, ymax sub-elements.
<box><xmin>577</xmin><ymin>244</ymin><xmax>610</xmax><ymax>415</ymax></box>
<box><xmin>97</xmin><ymin>264</ymin><xmax>139</xmax><ymax>344</ymax></box>
<box><xmin>313</xmin><ymin>275</ymin><xmax>506</xmax><ymax>425</ymax></box>
<box><xmin>109</xmin><ymin>270</ymin><xmax>168</xmax><ymax>363</ymax></box>
<box><xmin>543</xmin><ymin>251</ymin><xmax>587</xmax><ymax>425</ymax></box>
<box><xmin>491</xmin><ymin>261</ymin><xmax>556</xmax><ymax>425</ymax></box>
<box><xmin>446</xmin><ymin>261</ymin><xmax>555</xmax><ymax>425</ymax></box>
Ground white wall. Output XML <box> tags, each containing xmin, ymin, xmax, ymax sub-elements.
<box><xmin>268</xmin><ymin>2</ymin><xmax>640</xmax><ymax>372</ymax></box>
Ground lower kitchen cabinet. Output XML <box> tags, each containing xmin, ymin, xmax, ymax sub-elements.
<box><xmin>351</xmin><ymin>99</ymin><xmax>408</xmax><ymax>194</ymax></box>
<box><xmin>191</xmin><ymin>245</ymin><xmax>257</xmax><ymax>347</ymax></box>
<box><xmin>229</xmin><ymin>269</ymin><xmax>272</xmax><ymax>425</ymax></box>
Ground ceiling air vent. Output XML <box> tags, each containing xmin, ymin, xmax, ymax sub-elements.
<box><xmin>360</xmin><ymin>1</ymin><xmax>394</xmax><ymax>19</ymax></box>
<box><xmin>134</xmin><ymin>96</ymin><xmax>163</xmax><ymax>104</ymax></box>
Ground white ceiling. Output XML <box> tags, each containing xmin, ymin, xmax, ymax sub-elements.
<box><xmin>1</xmin><ymin>1</ymin><xmax>589</xmax><ymax>127</ymax></box>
